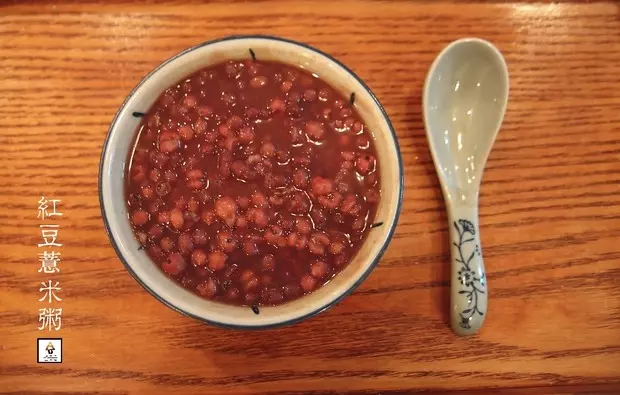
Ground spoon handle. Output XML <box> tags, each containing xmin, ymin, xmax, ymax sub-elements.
<box><xmin>448</xmin><ymin>207</ymin><xmax>488</xmax><ymax>335</ymax></box>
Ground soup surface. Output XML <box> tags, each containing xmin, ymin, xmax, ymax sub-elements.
<box><xmin>126</xmin><ymin>59</ymin><xmax>381</xmax><ymax>306</ymax></box>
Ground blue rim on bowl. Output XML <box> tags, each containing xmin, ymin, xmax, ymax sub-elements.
<box><xmin>98</xmin><ymin>35</ymin><xmax>404</xmax><ymax>329</ymax></box>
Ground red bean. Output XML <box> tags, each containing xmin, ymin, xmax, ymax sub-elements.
<box><xmin>236</xmin><ymin>196</ymin><xmax>250</xmax><ymax>210</ymax></box>
<box><xmin>308</xmin><ymin>232</ymin><xmax>330</xmax><ymax>255</ymax></box>
<box><xmin>236</xmin><ymin>216</ymin><xmax>248</xmax><ymax>229</ymax></box>
<box><xmin>238</xmin><ymin>125</ymin><xmax>255</xmax><ymax>144</ymax></box>
<box><xmin>365</xmin><ymin>172</ymin><xmax>378</xmax><ymax>187</ymax></box>
<box><xmin>261</xmin><ymin>288</ymin><xmax>284</xmax><ymax>304</ymax></box>
<box><xmin>225</xmin><ymin>62</ymin><xmax>237</xmax><ymax>76</ymax></box>
<box><xmin>148</xmin><ymin>224</ymin><xmax>164</xmax><ymax>241</ymax></box>
<box><xmin>340</xmin><ymin>108</ymin><xmax>352</xmax><ymax>118</ymax></box>
<box><xmin>208</xmin><ymin>251</ymin><xmax>227</xmax><ymax>272</ymax></box>
<box><xmin>218</xmin><ymin>151</ymin><xmax>232</xmax><ymax>178</ymax></box>
<box><xmin>131</xmin><ymin>165</ymin><xmax>147</xmax><ymax>182</ymax></box>
<box><xmin>247</xmin><ymin>208</ymin><xmax>269</xmax><ymax>229</ymax></box>
<box><xmin>322</xmin><ymin>108</ymin><xmax>332</xmax><ymax>120</ymax></box>
<box><xmin>218</xmin><ymin>124</ymin><xmax>231</xmax><ymax>138</ymax></box>
<box><xmin>292</xmin><ymin>169</ymin><xmax>309</xmax><ymax>189</ymax></box>
<box><xmin>251</xmin><ymin>191</ymin><xmax>268</xmax><ymax>208</ymax></box>
<box><xmin>269</xmin><ymin>193</ymin><xmax>285</xmax><ymax>206</ymax></box>
<box><xmin>222</xmin><ymin>92</ymin><xmax>236</xmax><ymax>106</ymax></box>
<box><xmin>318</xmin><ymin>192</ymin><xmax>342</xmax><ymax>209</ymax></box>
<box><xmin>336</xmin><ymin>181</ymin><xmax>351</xmax><ymax>194</ymax></box>
<box><xmin>148</xmin><ymin>168</ymin><xmax>161</xmax><ymax>183</ymax></box>
<box><xmin>191</xmin><ymin>249</ymin><xmax>208</xmax><ymax>266</ymax></box>
<box><xmin>310</xmin><ymin>207</ymin><xmax>327</xmax><ymax>228</ymax></box>
<box><xmin>158</xmin><ymin>131</ymin><xmax>180</xmax><ymax>151</ymax></box>
<box><xmin>281</xmin><ymin>80</ymin><xmax>293</xmax><ymax>92</ymax></box>
<box><xmin>148</xmin><ymin>244</ymin><xmax>165</xmax><ymax>261</ymax></box>
<box><xmin>164</xmin><ymin>169</ymin><xmax>177</xmax><ymax>182</ymax></box>
<box><xmin>196</xmin><ymin>277</ymin><xmax>218</xmax><ymax>298</ymax></box>
<box><xmin>193</xmin><ymin>118</ymin><xmax>207</xmax><ymax>135</ymax></box>
<box><xmin>329</xmin><ymin>240</ymin><xmax>346</xmax><ymax>255</ymax></box>
<box><xmin>295</xmin><ymin>218</ymin><xmax>312</xmax><ymax>234</ymax></box>
<box><xmin>318</xmin><ymin>88</ymin><xmax>330</xmax><ymax>101</ymax></box>
<box><xmin>186</xmin><ymin>169</ymin><xmax>205</xmax><ymax>190</ymax></box>
<box><xmin>352</xmin><ymin>217</ymin><xmax>365</xmax><ymax>231</ymax></box>
<box><xmin>295</xmin><ymin>235</ymin><xmax>308</xmax><ymax>250</ymax></box>
<box><xmin>241</xmin><ymin>268</ymin><xmax>258</xmax><ymax>285</ymax></box>
<box><xmin>284</xmin><ymin>283</ymin><xmax>302</xmax><ymax>298</ymax></box>
<box><xmin>147</xmin><ymin>199</ymin><xmax>161</xmax><ymax>214</ymax></box>
<box><xmin>179</xmin><ymin>125</ymin><xmax>194</xmax><ymax>141</ymax></box>
<box><xmin>226</xmin><ymin>287</ymin><xmax>240</xmax><ymax>300</ymax></box>
<box><xmin>204</xmin><ymin>131</ymin><xmax>217</xmax><ymax>143</ymax></box>
<box><xmin>303</xmin><ymin>89</ymin><xmax>317</xmax><ymax>102</ymax></box>
<box><xmin>160</xmin><ymin>236</ymin><xmax>175</xmax><ymax>251</ymax></box>
<box><xmin>365</xmin><ymin>189</ymin><xmax>381</xmax><ymax>204</ymax></box>
<box><xmin>269</xmin><ymin>98</ymin><xmax>286</xmax><ymax>113</ymax></box>
<box><xmin>290</xmin><ymin>126</ymin><xmax>305</xmax><ymax>145</ymax></box>
<box><xmin>287</xmin><ymin>191</ymin><xmax>310</xmax><ymax>215</ymax></box>
<box><xmin>260</xmin><ymin>142</ymin><xmax>276</xmax><ymax>158</ymax></box>
<box><xmin>214</xmin><ymin>197</ymin><xmax>238</xmax><ymax>227</ymax></box>
<box><xmin>341</xmin><ymin>194</ymin><xmax>362</xmax><ymax>216</ymax></box>
<box><xmin>245</xmin><ymin>106</ymin><xmax>260</xmax><ymax>120</ymax></box>
<box><xmin>247</xmin><ymin>62</ymin><xmax>260</xmax><ymax>76</ymax></box>
<box><xmin>300</xmin><ymin>275</ymin><xmax>317</xmax><ymax>292</ymax></box>
<box><xmin>342</xmin><ymin>151</ymin><xmax>356</xmax><ymax>161</ymax></box>
<box><xmin>310</xmin><ymin>260</ymin><xmax>329</xmax><ymax>279</ymax></box>
<box><xmin>170</xmin><ymin>208</ymin><xmax>184</xmax><ymax>230</ymax></box>
<box><xmin>147</xmin><ymin>113</ymin><xmax>161</xmax><ymax>128</ymax></box>
<box><xmin>250</xmin><ymin>76</ymin><xmax>268</xmax><ymax>88</ymax></box>
<box><xmin>178</xmin><ymin>232</ymin><xmax>194</xmax><ymax>255</ymax></box>
<box><xmin>141</xmin><ymin>183</ymin><xmax>154</xmax><ymax>200</ymax></box>
<box><xmin>156</xmin><ymin>182</ymin><xmax>172</xmax><ymax>197</ymax></box>
<box><xmin>264</xmin><ymin>225</ymin><xmax>283</xmax><ymax>246</ymax></box>
<box><xmin>201</xmin><ymin>209</ymin><xmax>215</xmax><ymax>225</ymax></box>
<box><xmin>264</xmin><ymin>173</ymin><xmax>287</xmax><ymax>189</ymax></box>
<box><xmin>275</xmin><ymin>149</ymin><xmax>290</xmax><ymax>164</ymax></box>
<box><xmin>305</xmin><ymin>120</ymin><xmax>325</xmax><ymax>141</ymax></box>
<box><xmin>243</xmin><ymin>239</ymin><xmax>259</xmax><ymax>256</ymax></box>
<box><xmin>131</xmin><ymin>210</ymin><xmax>149</xmax><ymax>226</ymax></box>
<box><xmin>187</xmin><ymin>197</ymin><xmax>200</xmax><ymax>213</ymax></box>
<box><xmin>286</xmin><ymin>232</ymin><xmax>299</xmax><ymax>248</ymax></box>
<box><xmin>353</xmin><ymin>121</ymin><xmax>364</xmax><ymax>134</ymax></box>
<box><xmin>334</xmin><ymin>254</ymin><xmax>349</xmax><ymax>267</ymax></box>
<box><xmin>355</xmin><ymin>154</ymin><xmax>376</xmax><ymax>175</ymax></box>
<box><xmin>192</xmin><ymin>227</ymin><xmax>208</xmax><ymax>245</ymax></box>
<box><xmin>311</xmin><ymin>176</ymin><xmax>333</xmax><ymax>196</ymax></box>
<box><xmin>245</xmin><ymin>292</ymin><xmax>259</xmax><ymax>304</ymax></box>
<box><xmin>216</xmin><ymin>231</ymin><xmax>237</xmax><ymax>253</ymax></box>
<box><xmin>162</xmin><ymin>253</ymin><xmax>187</xmax><ymax>275</ymax></box>
<box><xmin>227</xmin><ymin>115</ymin><xmax>243</xmax><ymax>130</ymax></box>
<box><xmin>184</xmin><ymin>210</ymin><xmax>200</xmax><ymax>229</ymax></box>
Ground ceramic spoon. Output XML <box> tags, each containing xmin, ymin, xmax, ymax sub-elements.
<box><xmin>423</xmin><ymin>38</ymin><xmax>509</xmax><ymax>335</ymax></box>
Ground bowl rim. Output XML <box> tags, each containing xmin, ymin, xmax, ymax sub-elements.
<box><xmin>98</xmin><ymin>34</ymin><xmax>404</xmax><ymax>330</ymax></box>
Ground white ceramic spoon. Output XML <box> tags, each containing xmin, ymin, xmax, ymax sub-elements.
<box><xmin>423</xmin><ymin>38</ymin><xmax>509</xmax><ymax>335</ymax></box>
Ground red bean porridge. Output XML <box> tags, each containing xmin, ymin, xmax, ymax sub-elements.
<box><xmin>126</xmin><ymin>59</ymin><xmax>381</xmax><ymax>307</ymax></box>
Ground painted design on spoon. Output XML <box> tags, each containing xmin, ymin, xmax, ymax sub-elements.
<box><xmin>453</xmin><ymin>219</ymin><xmax>486</xmax><ymax>329</ymax></box>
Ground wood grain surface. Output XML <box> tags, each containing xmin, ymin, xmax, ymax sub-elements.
<box><xmin>1</xmin><ymin>1</ymin><xmax>620</xmax><ymax>394</ymax></box>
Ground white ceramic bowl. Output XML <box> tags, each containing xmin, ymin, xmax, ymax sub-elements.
<box><xmin>99</xmin><ymin>35</ymin><xmax>403</xmax><ymax>329</ymax></box>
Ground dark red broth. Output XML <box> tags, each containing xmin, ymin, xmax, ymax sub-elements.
<box><xmin>125</xmin><ymin>59</ymin><xmax>381</xmax><ymax>307</ymax></box>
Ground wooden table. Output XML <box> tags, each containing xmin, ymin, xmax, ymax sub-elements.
<box><xmin>2</xmin><ymin>1</ymin><xmax>619</xmax><ymax>393</ymax></box>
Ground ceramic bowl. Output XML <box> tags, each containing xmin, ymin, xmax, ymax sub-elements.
<box><xmin>99</xmin><ymin>35</ymin><xmax>403</xmax><ymax>329</ymax></box>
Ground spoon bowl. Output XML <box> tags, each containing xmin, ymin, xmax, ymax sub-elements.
<box><xmin>423</xmin><ymin>38</ymin><xmax>509</xmax><ymax>335</ymax></box>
